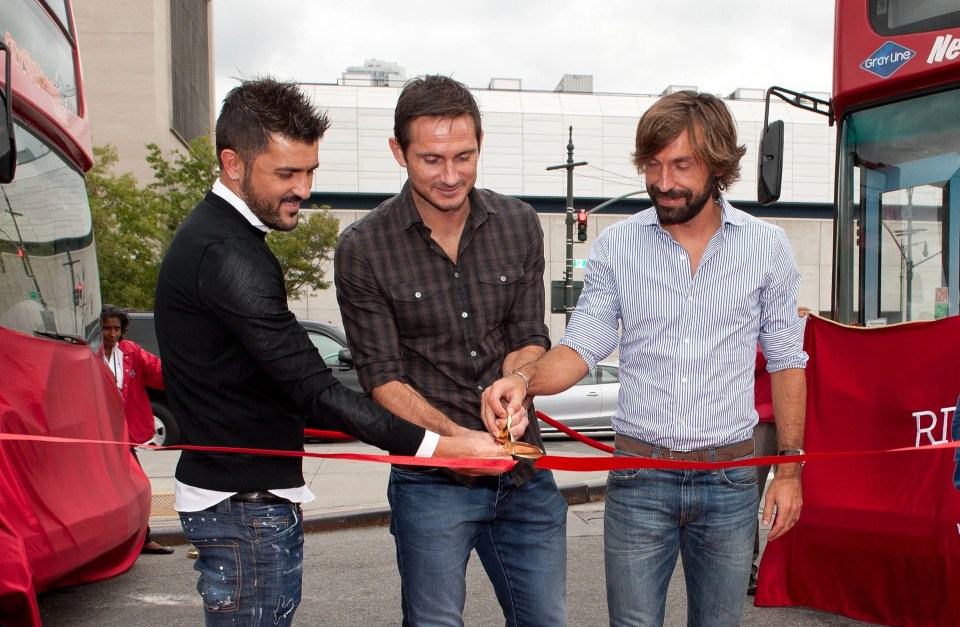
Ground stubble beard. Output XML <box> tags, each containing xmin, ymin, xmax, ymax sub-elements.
<box><xmin>410</xmin><ymin>179</ymin><xmax>472</xmax><ymax>215</ymax></box>
<box><xmin>240</xmin><ymin>172</ymin><xmax>300</xmax><ymax>232</ymax></box>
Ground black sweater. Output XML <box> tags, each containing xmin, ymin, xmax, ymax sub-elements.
<box><xmin>155</xmin><ymin>191</ymin><xmax>425</xmax><ymax>491</ymax></box>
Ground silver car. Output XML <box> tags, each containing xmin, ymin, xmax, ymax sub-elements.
<box><xmin>535</xmin><ymin>362</ymin><xmax>619</xmax><ymax>435</ymax></box>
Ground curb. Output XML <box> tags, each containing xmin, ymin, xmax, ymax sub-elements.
<box><xmin>150</xmin><ymin>480</ymin><xmax>607</xmax><ymax>546</ymax></box>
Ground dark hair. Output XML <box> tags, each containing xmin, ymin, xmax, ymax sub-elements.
<box><xmin>215</xmin><ymin>77</ymin><xmax>332</xmax><ymax>168</ymax></box>
<box><xmin>393</xmin><ymin>75</ymin><xmax>482</xmax><ymax>153</ymax></box>
<box><xmin>632</xmin><ymin>90</ymin><xmax>747</xmax><ymax>192</ymax></box>
<box><xmin>101</xmin><ymin>304</ymin><xmax>130</xmax><ymax>335</ymax></box>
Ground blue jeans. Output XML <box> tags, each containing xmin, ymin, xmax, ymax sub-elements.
<box><xmin>605</xmin><ymin>453</ymin><xmax>759</xmax><ymax>627</ymax></box>
<box><xmin>388</xmin><ymin>467</ymin><xmax>568</xmax><ymax>627</ymax></box>
<box><xmin>180</xmin><ymin>500</ymin><xmax>304</xmax><ymax>626</ymax></box>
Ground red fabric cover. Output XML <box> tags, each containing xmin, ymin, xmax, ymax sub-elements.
<box><xmin>756</xmin><ymin>315</ymin><xmax>960</xmax><ymax>626</ymax></box>
<box><xmin>0</xmin><ymin>327</ymin><xmax>151</xmax><ymax>626</ymax></box>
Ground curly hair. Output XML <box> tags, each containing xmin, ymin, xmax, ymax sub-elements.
<box><xmin>632</xmin><ymin>90</ymin><xmax>746</xmax><ymax>193</ymax></box>
<box><xmin>101</xmin><ymin>304</ymin><xmax>130</xmax><ymax>335</ymax></box>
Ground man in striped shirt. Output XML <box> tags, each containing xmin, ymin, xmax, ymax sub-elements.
<box><xmin>483</xmin><ymin>90</ymin><xmax>808</xmax><ymax>626</ymax></box>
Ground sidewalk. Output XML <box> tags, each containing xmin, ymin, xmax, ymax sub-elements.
<box><xmin>141</xmin><ymin>439</ymin><xmax>610</xmax><ymax>544</ymax></box>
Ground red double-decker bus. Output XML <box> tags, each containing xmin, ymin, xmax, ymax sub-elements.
<box><xmin>761</xmin><ymin>0</ymin><xmax>960</xmax><ymax>326</ymax></box>
<box><xmin>756</xmin><ymin>3</ymin><xmax>960</xmax><ymax>626</ymax></box>
<box><xmin>0</xmin><ymin>2</ymin><xmax>151</xmax><ymax>624</ymax></box>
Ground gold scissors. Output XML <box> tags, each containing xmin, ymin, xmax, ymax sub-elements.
<box><xmin>496</xmin><ymin>411</ymin><xmax>544</xmax><ymax>459</ymax></box>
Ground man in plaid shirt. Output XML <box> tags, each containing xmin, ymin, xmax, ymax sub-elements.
<box><xmin>335</xmin><ymin>75</ymin><xmax>568</xmax><ymax>627</ymax></box>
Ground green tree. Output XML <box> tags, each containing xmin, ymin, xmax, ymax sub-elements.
<box><xmin>146</xmin><ymin>136</ymin><xmax>218</xmax><ymax>232</ymax></box>
<box><xmin>267</xmin><ymin>207</ymin><xmax>340</xmax><ymax>300</ymax></box>
<box><xmin>88</xmin><ymin>145</ymin><xmax>165</xmax><ymax>309</ymax></box>
<box><xmin>89</xmin><ymin>138</ymin><xmax>341</xmax><ymax>309</ymax></box>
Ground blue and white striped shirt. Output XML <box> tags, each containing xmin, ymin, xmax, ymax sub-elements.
<box><xmin>559</xmin><ymin>197</ymin><xmax>808</xmax><ymax>450</ymax></box>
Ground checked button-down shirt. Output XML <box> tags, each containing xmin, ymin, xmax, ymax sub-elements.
<box><xmin>335</xmin><ymin>182</ymin><xmax>551</xmax><ymax>484</ymax></box>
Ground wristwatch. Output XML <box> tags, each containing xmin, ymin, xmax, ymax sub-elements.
<box><xmin>778</xmin><ymin>448</ymin><xmax>805</xmax><ymax>466</ymax></box>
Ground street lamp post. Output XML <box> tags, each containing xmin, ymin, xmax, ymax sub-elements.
<box><xmin>546</xmin><ymin>126</ymin><xmax>587</xmax><ymax>325</ymax></box>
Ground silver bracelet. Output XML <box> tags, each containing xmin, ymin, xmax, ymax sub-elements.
<box><xmin>506</xmin><ymin>370</ymin><xmax>530</xmax><ymax>394</ymax></box>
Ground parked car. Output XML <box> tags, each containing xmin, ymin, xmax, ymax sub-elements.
<box><xmin>535</xmin><ymin>362</ymin><xmax>619</xmax><ymax>435</ymax></box>
<box><xmin>124</xmin><ymin>312</ymin><xmax>362</xmax><ymax>446</ymax></box>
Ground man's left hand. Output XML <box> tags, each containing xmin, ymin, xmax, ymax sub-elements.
<box><xmin>762</xmin><ymin>468</ymin><xmax>803</xmax><ymax>541</ymax></box>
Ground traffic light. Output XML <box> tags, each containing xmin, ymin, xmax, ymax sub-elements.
<box><xmin>73</xmin><ymin>282</ymin><xmax>83</xmax><ymax>306</ymax></box>
<box><xmin>576</xmin><ymin>209</ymin><xmax>588</xmax><ymax>242</ymax></box>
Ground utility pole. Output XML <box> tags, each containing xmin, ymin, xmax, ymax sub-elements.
<box><xmin>546</xmin><ymin>126</ymin><xmax>587</xmax><ymax>325</ymax></box>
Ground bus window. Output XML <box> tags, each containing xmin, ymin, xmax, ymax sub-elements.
<box><xmin>836</xmin><ymin>88</ymin><xmax>960</xmax><ymax>323</ymax></box>
<box><xmin>0</xmin><ymin>122</ymin><xmax>100</xmax><ymax>343</ymax></box>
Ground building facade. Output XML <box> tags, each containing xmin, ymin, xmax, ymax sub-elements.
<box><xmin>75</xmin><ymin>0</ymin><xmax>215</xmax><ymax>184</ymax></box>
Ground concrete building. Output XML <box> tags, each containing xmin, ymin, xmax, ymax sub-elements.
<box><xmin>75</xmin><ymin>0</ymin><xmax>215</xmax><ymax>184</ymax></box>
<box><xmin>294</xmin><ymin>79</ymin><xmax>836</xmax><ymax>342</ymax></box>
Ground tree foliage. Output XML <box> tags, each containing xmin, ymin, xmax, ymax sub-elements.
<box><xmin>89</xmin><ymin>137</ymin><xmax>340</xmax><ymax>310</ymax></box>
<box><xmin>267</xmin><ymin>207</ymin><xmax>340</xmax><ymax>300</ymax></box>
<box><xmin>88</xmin><ymin>145</ymin><xmax>165</xmax><ymax>309</ymax></box>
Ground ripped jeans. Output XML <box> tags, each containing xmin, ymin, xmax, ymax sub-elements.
<box><xmin>180</xmin><ymin>500</ymin><xmax>304</xmax><ymax>626</ymax></box>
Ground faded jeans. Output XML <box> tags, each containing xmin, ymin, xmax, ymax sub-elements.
<box><xmin>605</xmin><ymin>451</ymin><xmax>759</xmax><ymax>627</ymax></box>
<box><xmin>388</xmin><ymin>467</ymin><xmax>568</xmax><ymax>627</ymax></box>
<box><xmin>180</xmin><ymin>500</ymin><xmax>304</xmax><ymax>626</ymax></box>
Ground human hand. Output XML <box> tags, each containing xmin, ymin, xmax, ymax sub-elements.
<box><xmin>762</xmin><ymin>470</ymin><xmax>803</xmax><ymax>541</ymax></box>
<box><xmin>434</xmin><ymin>429</ymin><xmax>512</xmax><ymax>476</ymax></box>
<box><xmin>480</xmin><ymin>375</ymin><xmax>527</xmax><ymax>438</ymax></box>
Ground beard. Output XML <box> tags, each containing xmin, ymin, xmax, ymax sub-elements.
<box><xmin>240</xmin><ymin>172</ymin><xmax>301</xmax><ymax>232</ymax></box>
<box><xmin>648</xmin><ymin>181</ymin><xmax>716</xmax><ymax>226</ymax></box>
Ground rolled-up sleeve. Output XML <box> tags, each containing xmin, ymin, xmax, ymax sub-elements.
<box><xmin>503</xmin><ymin>210</ymin><xmax>550</xmax><ymax>353</ymax></box>
<box><xmin>758</xmin><ymin>229</ymin><xmax>809</xmax><ymax>372</ymax></box>
<box><xmin>335</xmin><ymin>227</ymin><xmax>407</xmax><ymax>392</ymax></box>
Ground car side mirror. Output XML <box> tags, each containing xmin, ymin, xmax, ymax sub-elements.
<box><xmin>757</xmin><ymin>119</ymin><xmax>784</xmax><ymax>206</ymax></box>
<box><xmin>338</xmin><ymin>347</ymin><xmax>354</xmax><ymax>368</ymax></box>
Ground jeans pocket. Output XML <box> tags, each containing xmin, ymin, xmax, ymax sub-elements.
<box><xmin>191</xmin><ymin>539</ymin><xmax>242</xmax><ymax>613</ymax></box>
<box><xmin>719</xmin><ymin>457</ymin><xmax>759</xmax><ymax>488</ymax></box>
<box><xmin>608</xmin><ymin>450</ymin><xmax>649</xmax><ymax>481</ymax></box>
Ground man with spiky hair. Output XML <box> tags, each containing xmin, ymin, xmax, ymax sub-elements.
<box><xmin>156</xmin><ymin>77</ymin><xmax>503</xmax><ymax>626</ymax></box>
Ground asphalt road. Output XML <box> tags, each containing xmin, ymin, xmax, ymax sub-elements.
<box><xmin>38</xmin><ymin>437</ymin><xmax>880</xmax><ymax>627</ymax></box>
<box><xmin>37</xmin><ymin>513</ymin><xmax>876</xmax><ymax>627</ymax></box>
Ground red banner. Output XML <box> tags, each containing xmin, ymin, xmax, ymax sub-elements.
<box><xmin>0</xmin><ymin>327</ymin><xmax>152</xmax><ymax>626</ymax></box>
<box><xmin>755</xmin><ymin>315</ymin><xmax>960</xmax><ymax>626</ymax></box>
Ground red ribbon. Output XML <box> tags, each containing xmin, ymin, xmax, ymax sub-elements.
<box><xmin>536</xmin><ymin>410</ymin><xmax>615</xmax><ymax>453</ymax></box>
<box><xmin>0</xmin><ymin>433</ymin><xmax>515</xmax><ymax>471</ymax></box>
<box><xmin>3</xmin><ymin>413</ymin><xmax>958</xmax><ymax>472</ymax></box>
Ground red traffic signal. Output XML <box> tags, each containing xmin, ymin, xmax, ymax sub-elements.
<box><xmin>576</xmin><ymin>210</ymin><xmax>588</xmax><ymax>242</ymax></box>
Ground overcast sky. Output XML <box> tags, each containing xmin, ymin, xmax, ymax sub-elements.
<box><xmin>213</xmin><ymin>0</ymin><xmax>835</xmax><ymax>105</ymax></box>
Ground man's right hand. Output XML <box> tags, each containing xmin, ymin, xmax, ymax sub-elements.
<box><xmin>434</xmin><ymin>428</ymin><xmax>512</xmax><ymax>476</ymax></box>
<box><xmin>480</xmin><ymin>375</ymin><xmax>528</xmax><ymax>437</ymax></box>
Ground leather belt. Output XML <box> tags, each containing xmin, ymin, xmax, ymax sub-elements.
<box><xmin>614</xmin><ymin>435</ymin><xmax>754</xmax><ymax>462</ymax></box>
<box><xmin>229</xmin><ymin>491</ymin><xmax>291</xmax><ymax>504</ymax></box>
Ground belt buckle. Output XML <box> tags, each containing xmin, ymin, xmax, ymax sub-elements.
<box><xmin>668</xmin><ymin>449</ymin><xmax>691</xmax><ymax>461</ymax></box>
